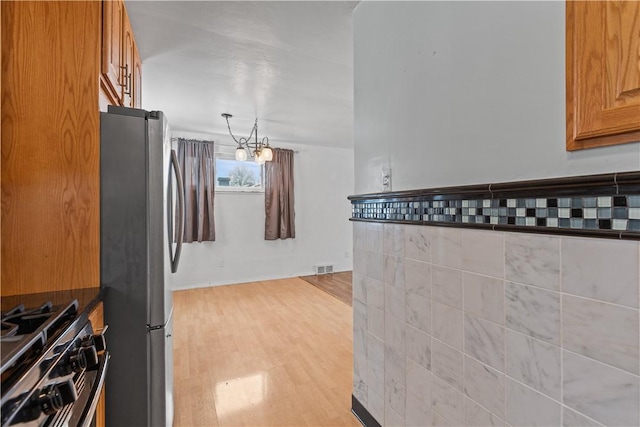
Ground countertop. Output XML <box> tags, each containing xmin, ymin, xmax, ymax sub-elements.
<box><xmin>1</xmin><ymin>287</ymin><xmax>104</xmax><ymax>316</ymax></box>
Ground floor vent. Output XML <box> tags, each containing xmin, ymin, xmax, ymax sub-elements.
<box><xmin>314</xmin><ymin>265</ymin><xmax>334</xmax><ymax>275</ymax></box>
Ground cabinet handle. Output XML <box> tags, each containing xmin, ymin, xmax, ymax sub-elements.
<box><xmin>119</xmin><ymin>64</ymin><xmax>132</xmax><ymax>97</ymax></box>
<box><xmin>124</xmin><ymin>73</ymin><xmax>132</xmax><ymax>96</ymax></box>
<box><xmin>119</xmin><ymin>64</ymin><xmax>128</xmax><ymax>88</ymax></box>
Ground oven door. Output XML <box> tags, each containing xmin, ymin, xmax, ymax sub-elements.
<box><xmin>73</xmin><ymin>351</ymin><xmax>110</xmax><ymax>427</ymax></box>
<box><xmin>6</xmin><ymin>352</ymin><xmax>111</xmax><ymax>427</ymax></box>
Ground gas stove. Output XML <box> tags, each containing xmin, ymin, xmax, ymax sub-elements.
<box><xmin>0</xmin><ymin>299</ymin><xmax>109</xmax><ymax>427</ymax></box>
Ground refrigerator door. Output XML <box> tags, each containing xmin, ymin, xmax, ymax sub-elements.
<box><xmin>148</xmin><ymin>111</ymin><xmax>176</xmax><ymax>327</ymax></box>
<box><xmin>149</xmin><ymin>312</ymin><xmax>174</xmax><ymax>427</ymax></box>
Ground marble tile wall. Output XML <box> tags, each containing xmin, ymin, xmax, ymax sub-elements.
<box><xmin>353</xmin><ymin>222</ymin><xmax>640</xmax><ymax>427</ymax></box>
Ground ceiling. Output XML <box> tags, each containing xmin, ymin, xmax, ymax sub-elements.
<box><xmin>126</xmin><ymin>1</ymin><xmax>357</xmax><ymax>149</ymax></box>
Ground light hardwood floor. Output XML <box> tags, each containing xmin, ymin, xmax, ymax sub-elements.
<box><xmin>173</xmin><ymin>277</ymin><xmax>360</xmax><ymax>426</ymax></box>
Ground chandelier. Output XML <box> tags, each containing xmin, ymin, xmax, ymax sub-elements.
<box><xmin>221</xmin><ymin>113</ymin><xmax>273</xmax><ymax>164</ymax></box>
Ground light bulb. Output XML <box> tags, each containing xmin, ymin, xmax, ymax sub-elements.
<box><xmin>261</xmin><ymin>146</ymin><xmax>273</xmax><ymax>161</ymax></box>
<box><xmin>235</xmin><ymin>147</ymin><xmax>247</xmax><ymax>161</ymax></box>
<box><xmin>255</xmin><ymin>150</ymin><xmax>265</xmax><ymax>165</ymax></box>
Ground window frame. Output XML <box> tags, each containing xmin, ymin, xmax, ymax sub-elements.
<box><xmin>214</xmin><ymin>151</ymin><xmax>265</xmax><ymax>193</ymax></box>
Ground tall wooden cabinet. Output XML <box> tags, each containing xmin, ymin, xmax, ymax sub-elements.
<box><xmin>2</xmin><ymin>0</ymin><xmax>143</xmax><ymax>294</ymax></box>
<box><xmin>566</xmin><ymin>1</ymin><xmax>640</xmax><ymax>150</ymax></box>
<box><xmin>1</xmin><ymin>1</ymin><xmax>101</xmax><ymax>295</ymax></box>
<box><xmin>100</xmin><ymin>0</ymin><xmax>142</xmax><ymax>110</ymax></box>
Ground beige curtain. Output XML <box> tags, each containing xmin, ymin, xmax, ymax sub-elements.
<box><xmin>177</xmin><ymin>139</ymin><xmax>215</xmax><ymax>242</ymax></box>
<box><xmin>265</xmin><ymin>148</ymin><xmax>295</xmax><ymax>240</ymax></box>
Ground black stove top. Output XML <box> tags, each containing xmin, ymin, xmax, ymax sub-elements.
<box><xmin>0</xmin><ymin>300</ymin><xmax>78</xmax><ymax>389</ymax></box>
<box><xmin>0</xmin><ymin>290</ymin><xmax>107</xmax><ymax>427</ymax></box>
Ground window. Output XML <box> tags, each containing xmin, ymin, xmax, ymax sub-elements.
<box><xmin>215</xmin><ymin>152</ymin><xmax>264</xmax><ymax>192</ymax></box>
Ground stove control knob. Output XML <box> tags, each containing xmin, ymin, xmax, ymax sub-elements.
<box><xmin>93</xmin><ymin>333</ymin><xmax>107</xmax><ymax>352</ymax></box>
<box><xmin>38</xmin><ymin>379</ymin><xmax>77</xmax><ymax>415</ymax></box>
<box><xmin>70</xmin><ymin>346</ymin><xmax>99</xmax><ymax>372</ymax></box>
<box><xmin>69</xmin><ymin>349</ymin><xmax>87</xmax><ymax>373</ymax></box>
<box><xmin>81</xmin><ymin>330</ymin><xmax>107</xmax><ymax>353</ymax></box>
<box><xmin>55</xmin><ymin>379</ymin><xmax>78</xmax><ymax>406</ymax></box>
<box><xmin>81</xmin><ymin>345</ymin><xmax>99</xmax><ymax>370</ymax></box>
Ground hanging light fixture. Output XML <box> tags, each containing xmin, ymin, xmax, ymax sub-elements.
<box><xmin>222</xmin><ymin>113</ymin><xmax>274</xmax><ymax>163</ymax></box>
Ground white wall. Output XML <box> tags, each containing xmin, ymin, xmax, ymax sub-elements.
<box><xmin>354</xmin><ymin>1</ymin><xmax>640</xmax><ymax>194</ymax></box>
<box><xmin>352</xmin><ymin>3</ymin><xmax>640</xmax><ymax>426</ymax></box>
<box><xmin>169</xmin><ymin>131</ymin><xmax>354</xmax><ymax>290</ymax></box>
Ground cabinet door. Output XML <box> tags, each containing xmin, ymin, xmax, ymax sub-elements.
<box><xmin>121</xmin><ymin>7</ymin><xmax>134</xmax><ymax>108</ymax></box>
<box><xmin>133</xmin><ymin>42</ymin><xmax>142</xmax><ymax>108</ymax></box>
<box><xmin>101</xmin><ymin>0</ymin><xmax>124</xmax><ymax>102</ymax></box>
<box><xmin>2</xmin><ymin>1</ymin><xmax>100</xmax><ymax>294</ymax></box>
<box><xmin>566</xmin><ymin>1</ymin><xmax>640</xmax><ymax>150</ymax></box>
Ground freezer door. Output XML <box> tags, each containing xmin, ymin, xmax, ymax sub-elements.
<box><xmin>149</xmin><ymin>313</ymin><xmax>174</xmax><ymax>427</ymax></box>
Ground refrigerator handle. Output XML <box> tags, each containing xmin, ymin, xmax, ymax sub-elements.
<box><xmin>170</xmin><ymin>150</ymin><xmax>185</xmax><ymax>273</ymax></box>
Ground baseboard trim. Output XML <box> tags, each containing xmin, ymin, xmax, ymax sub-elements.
<box><xmin>171</xmin><ymin>269</ymin><xmax>355</xmax><ymax>292</ymax></box>
<box><xmin>351</xmin><ymin>395</ymin><xmax>381</xmax><ymax>427</ymax></box>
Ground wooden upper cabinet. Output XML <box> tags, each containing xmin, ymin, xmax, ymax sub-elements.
<box><xmin>101</xmin><ymin>0</ymin><xmax>124</xmax><ymax>100</ymax></box>
<box><xmin>566</xmin><ymin>1</ymin><xmax>640</xmax><ymax>151</ymax></box>
<box><xmin>100</xmin><ymin>0</ymin><xmax>142</xmax><ymax>110</ymax></box>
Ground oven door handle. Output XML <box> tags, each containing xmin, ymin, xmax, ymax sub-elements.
<box><xmin>78</xmin><ymin>351</ymin><xmax>110</xmax><ymax>427</ymax></box>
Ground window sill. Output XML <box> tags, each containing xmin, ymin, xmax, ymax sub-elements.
<box><xmin>215</xmin><ymin>187</ymin><xmax>265</xmax><ymax>194</ymax></box>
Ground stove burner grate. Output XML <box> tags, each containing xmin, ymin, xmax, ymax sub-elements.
<box><xmin>0</xmin><ymin>301</ymin><xmax>78</xmax><ymax>391</ymax></box>
<box><xmin>1</xmin><ymin>302</ymin><xmax>54</xmax><ymax>340</ymax></box>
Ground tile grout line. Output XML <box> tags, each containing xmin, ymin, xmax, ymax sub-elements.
<box><xmin>562</xmin><ymin>346</ymin><xmax>640</xmax><ymax>377</ymax></box>
<box><xmin>429</xmin><ymin>225</ymin><xmax>434</xmax><ymax>427</ymax></box>
<box><xmin>461</xmin><ymin>235</ymin><xmax>468</xmax><ymax>424</ymax></box>
<box><xmin>502</xmin><ymin>229</ymin><xmax>508</xmax><ymax>424</ymax></box>
<box><xmin>559</xmin><ymin>236</ymin><xmax>564</xmax><ymax>425</ymax></box>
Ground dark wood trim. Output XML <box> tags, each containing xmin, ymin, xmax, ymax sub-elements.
<box><xmin>489</xmin><ymin>173</ymin><xmax>617</xmax><ymax>198</ymax></box>
<box><xmin>492</xmin><ymin>224</ymin><xmax>636</xmax><ymax>240</ymax></box>
<box><xmin>348</xmin><ymin>218</ymin><xmax>639</xmax><ymax>241</ymax></box>
<box><xmin>348</xmin><ymin>183</ymin><xmax>492</xmax><ymax>202</ymax></box>
<box><xmin>351</xmin><ymin>395</ymin><xmax>381</xmax><ymax>427</ymax></box>
<box><xmin>617</xmin><ymin>171</ymin><xmax>640</xmax><ymax>194</ymax></box>
<box><xmin>350</xmin><ymin>218</ymin><xmax>494</xmax><ymax>231</ymax></box>
<box><xmin>348</xmin><ymin>171</ymin><xmax>639</xmax><ymax>202</ymax></box>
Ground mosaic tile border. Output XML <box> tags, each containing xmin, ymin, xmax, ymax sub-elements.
<box><xmin>348</xmin><ymin>172</ymin><xmax>640</xmax><ymax>240</ymax></box>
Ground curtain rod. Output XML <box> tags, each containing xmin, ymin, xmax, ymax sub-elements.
<box><xmin>172</xmin><ymin>137</ymin><xmax>299</xmax><ymax>153</ymax></box>
<box><xmin>172</xmin><ymin>137</ymin><xmax>213</xmax><ymax>144</ymax></box>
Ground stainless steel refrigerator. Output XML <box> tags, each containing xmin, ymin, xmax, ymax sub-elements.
<box><xmin>100</xmin><ymin>106</ymin><xmax>184</xmax><ymax>427</ymax></box>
